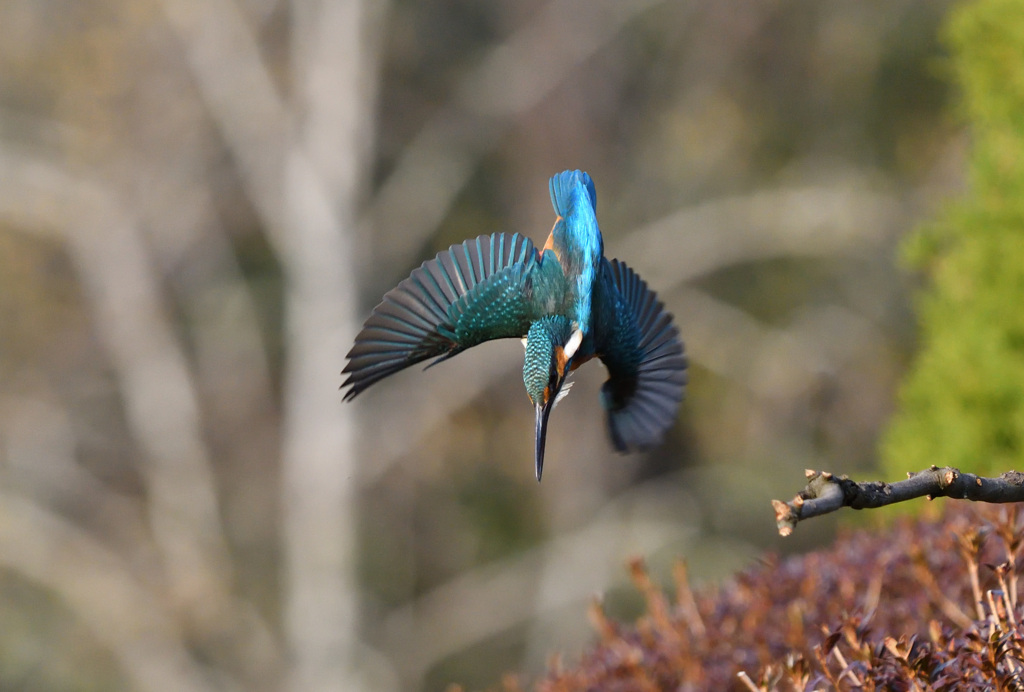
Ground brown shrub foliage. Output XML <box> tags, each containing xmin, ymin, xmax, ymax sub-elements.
<box><xmin>526</xmin><ymin>503</ymin><xmax>1024</xmax><ymax>691</ymax></box>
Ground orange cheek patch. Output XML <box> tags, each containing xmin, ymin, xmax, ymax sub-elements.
<box><xmin>569</xmin><ymin>353</ymin><xmax>594</xmax><ymax>372</ymax></box>
<box><xmin>554</xmin><ymin>345</ymin><xmax>568</xmax><ymax>376</ymax></box>
<box><xmin>543</xmin><ymin>217</ymin><xmax>562</xmax><ymax>260</ymax></box>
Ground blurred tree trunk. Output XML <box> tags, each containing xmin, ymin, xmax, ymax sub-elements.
<box><xmin>161</xmin><ymin>0</ymin><xmax>384</xmax><ymax>686</ymax></box>
<box><xmin>282</xmin><ymin>2</ymin><xmax>382</xmax><ymax>691</ymax></box>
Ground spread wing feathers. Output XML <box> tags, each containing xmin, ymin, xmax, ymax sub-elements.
<box><xmin>600</xmin><ymin>259</ymin><xmax>688</xmax><ymax>451</ymax></box>
<box><xmin>342</xmin><ymin>233</ymin><xmax>537</xmax><ymax>401</ymax></box>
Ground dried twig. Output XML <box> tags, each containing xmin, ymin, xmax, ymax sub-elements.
<box><xmin>774</xmin><ymin>467</ymin><xmax>1024</xmax><ymax>536</ymax></box>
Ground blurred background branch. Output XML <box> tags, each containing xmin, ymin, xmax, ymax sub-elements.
<box><xmin>0</xmin><ymin>492</ymin><xmax>214</xmax><ymax>692</ymax></box>
<box><xmin>365</xmin><ymin>0</ymin><xmax>668</xmax><ymax>280</ymax></box>
<box><xmin>0</xmin><ymin>0</ymin><xmax>958</xmax><ymax>690</ymax></box>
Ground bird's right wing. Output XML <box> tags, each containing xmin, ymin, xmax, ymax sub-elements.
<box><xmin>342</xmin><ymin>233</ymin><xmax>554</xmax><ymax>400</ymax></box>
<box><xmin>596</xmin><ymin>259</ymin><xmax>688</xmax><ymax>451</ymax></box>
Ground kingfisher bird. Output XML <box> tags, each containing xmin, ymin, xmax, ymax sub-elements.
<box><xmin>342</xmin><ymin>170</ymin><xmax>687</xmax><ymax>480</ymax></box>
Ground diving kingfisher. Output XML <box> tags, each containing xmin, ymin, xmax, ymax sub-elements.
<box><xmin>342</xmin><ymin>170</ymin><xmax>687</xmax><ymax>481</ymax></box>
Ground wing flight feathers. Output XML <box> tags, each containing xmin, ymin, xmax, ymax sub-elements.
<box><xmin>600</xmin><ymin>259</ymin><xmax>687</xmax><ymax>451</ymax></box>
<box><xmin>342</xmin><ymin>233</ymin><xmax>537</xmax><ymax>400</ymax></box>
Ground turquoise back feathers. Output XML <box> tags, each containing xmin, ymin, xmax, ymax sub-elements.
<box><xmin>342</xmin><ymin>170</ymin><xmax>687</xmax><ymax>480</ymax></box>
<box><xmin>548</xmin><ymin>170</ymin><xmax>603</xmax><ymax>336</ymax></box>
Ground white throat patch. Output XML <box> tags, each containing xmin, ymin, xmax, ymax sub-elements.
<box><xmin>564</xmin><ymin>329</ymin><xmax>583</xmax><ymax>359</ymax></box>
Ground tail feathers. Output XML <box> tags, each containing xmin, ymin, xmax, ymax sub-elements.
<box><xmin>342</xmin><ymin>233</ymin><xmax>536</xmax><ymax>400</ymax></box>
<box><xmin>602</xmin><ymin>259</ymin><xmax>687</xmax><ymax>451</ymax></box>
<box><xmin>549</xmin><ymin>170</ymin><xmax>597</xmax><ymax>217</ymax></box>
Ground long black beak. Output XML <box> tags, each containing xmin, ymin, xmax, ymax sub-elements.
<box><xmin>534</xmin><ymin>400</ymin><xmax>553</xmax><ymax>482</ymax></box>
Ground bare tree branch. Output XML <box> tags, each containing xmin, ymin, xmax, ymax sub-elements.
<box><xmin>774</xmin><ymin>467</ymin><xmax>1024</xmax><ymax>536</ymax></box>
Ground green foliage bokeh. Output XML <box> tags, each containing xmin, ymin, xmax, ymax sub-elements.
<box><xmin>883</xmin><ymin>0</ymin><xmax>1024</xmax><ymax>480</ymax></box>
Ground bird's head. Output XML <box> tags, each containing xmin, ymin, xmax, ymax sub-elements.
<box><xmin>523</xmin><ymin>317</ymin><xmax>584</xmax><ymax>482</ymax></box>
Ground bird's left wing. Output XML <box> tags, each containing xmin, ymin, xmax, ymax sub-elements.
<box><xmin>595</xmin><ymin>259</ymin><xmax>688</xmax><ymax>451</ymax></box>
<box><xmin>343</xmin><ymin>233</ymin><xmax>555</xmax><ymax>400</ymax></box>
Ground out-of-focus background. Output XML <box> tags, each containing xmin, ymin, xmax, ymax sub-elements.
<box><xmin>0</xmin><ymin>1</ymin><xmax>962</xmax><ymax>690</ymax></box>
